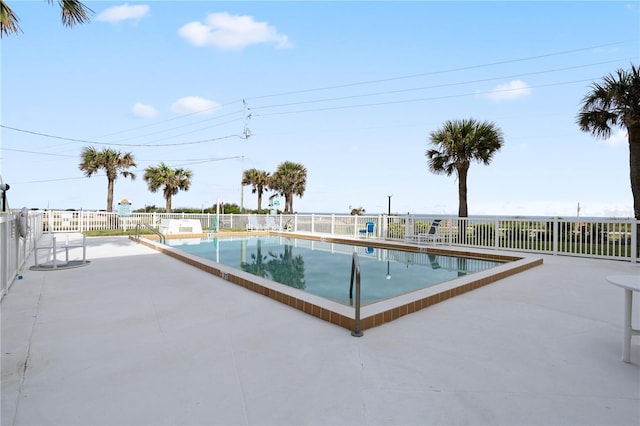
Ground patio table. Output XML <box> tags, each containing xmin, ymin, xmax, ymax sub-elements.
<box><xmin>607</xmin><ymin>274</ymin><xmax>640</xmax><ymax>363</ymax></box>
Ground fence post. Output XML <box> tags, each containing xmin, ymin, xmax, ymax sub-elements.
<box><xmin>631</xmin><ymin>219</ymin><xmax>638</xmax><ymax>263</ymax></box>
<box><xmin>1</xmin><ymin>219</ymin><xmax>10</xmax><ymax>298</ymax></box>
<box><xmin>382</xmin><ymin>215</ymin><xmax>388</xmax><ymax>240</ymax></box>
<box><xmin>553</xmin><ymin>217</ymin><xmax>559</xmax><ymax>256</ymax></box>
<box><xmin>405</xmin><ymin>216</ymin><xmax>411</xmax><ymax>241</ymax></box>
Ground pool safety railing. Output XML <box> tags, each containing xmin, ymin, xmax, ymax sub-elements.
<box><xmin>349</xmin><ymin>252</ymin><xmax>363</xmax><ymax>337</ymax></box>
<box><xmin>134</xmin><ymin>223</ymin><xmax>166</xmax><ymax>245</ymax></box>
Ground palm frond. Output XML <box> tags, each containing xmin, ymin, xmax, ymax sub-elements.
<box><xmin>578</xmin><ymin>63</ymin><xmax>640</xmax><ymax>138</ymax></box>
<box><xmin>0</xmin><ymin>0</ymin><xmax>22</xmax><ymax>37</ymax></box>
<box><xmin>53</xmin><ymin>0</ymin><xmax>93</xmax><ymax>27</ymax></box>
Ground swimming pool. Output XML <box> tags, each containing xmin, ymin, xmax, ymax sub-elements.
<box><xmin>137</xmin><ymin>232</ymin><xmax>543</xmax><ymax>332</ymax></box>
<box><xmin>166</xmin><ymin>236</ymin><xmax>503</xmax><ymax>306</ymax></box>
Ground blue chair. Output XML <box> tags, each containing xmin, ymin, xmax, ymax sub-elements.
<box><xmin>359</xmin><ymin>221</ymin><xmax>375</xmax><ymax>238</ymax></box>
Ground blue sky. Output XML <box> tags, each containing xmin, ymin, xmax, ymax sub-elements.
<box><xmin>1</xmin><ymin>1</ymin><xmax>638</xmax><ymax>217</ymax></box>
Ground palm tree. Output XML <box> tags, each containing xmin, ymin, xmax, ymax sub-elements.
<box><xmin>143</xmin><ymin>162</ymin><xmax>193</xmax><ymax>213</ymax></box>
<box><xmin>426</xmin><ymin>119</ymin><xmax>504</xmax><ymax>218</ymax></box>
<box><xmin>577</xmin><ymin>63</ymin><xmax>640</xmax><ymax>219</ymax></box>
<box><xmin>1</xmin><ymin>0</ymin><xmax>93</xmax><ymax>38</ymax></box>
<box><xmin>79</xmin><ymin>147</ymin><xmax>137</xmax><ymax>212</ymax></box>
<box><xmin>270</xmin><ymin>161</ymin><xmax>307</xmax><ymax>214</ymax></box>
<box><xmin>242</xmin><ymin>168</ymin><xmax>271</xmax><ymax>214</ymax></box>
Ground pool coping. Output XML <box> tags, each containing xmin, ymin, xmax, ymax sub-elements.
<box><xmin>131</xmin><ymin>232</ymin><xmax>543</xmax><ymax>332</ymax></box>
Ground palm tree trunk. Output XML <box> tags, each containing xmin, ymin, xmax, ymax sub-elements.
<box><xmin>629</xmin><ymin>125</ymin><xmax>640</xmax><ymax>258</ymax></box>
<box><xmin>257</xmin><ymin>192</ymin><xmax>262</xmax><ymax>214</ymax></box>
<box><xmin>629</xmin><ymin>125</ymin><xmax>640</xmax><ymax>220</ymax></box>
<box><xmin>107</xmin><ymin>178</ymin><xmax>114</xmax><ymax>212</ymax></box>
<box><xmin>457</xmin><ymin>166</ymin><xmax>469</xmax><ymax>244</ymax></box>
<box><xmin>457</xmin><ymin>166</ymin><xmax>468</xmax><ymax>218</ymax></box>
<box><xmin>166</xmin><ymin>196</ymin><xmax>172</xmax><ymax>213</ymax></box>
<box><xmin>283</xmin><ymin>193</ymin><xmax>289</xmax><ymax>214</ymax></box>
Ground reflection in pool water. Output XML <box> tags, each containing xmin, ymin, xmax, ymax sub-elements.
<box><xmin>168</xmin><ymin>236</ymin><xmax>503</xmax><ymax>306</ymax></box>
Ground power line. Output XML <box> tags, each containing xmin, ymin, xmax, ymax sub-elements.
<box><xmin>11</xmin><ymin>155</ymin><xmax>245</xmax><ymax>185</ymax></box>
<box><xmin>79</xmin><ymin>41</ymin><xmax>634</xmax><ymax>145</ymax></box>
<box><xmin>249</xmin><ymin>59</ymin><xmax>628</xmax><ymax>111</ymax></box>
<box><xmin>2</xmin><ymin>42</ymin><xmax>632</xmax><ymax>150</ymax></box>
<box><xmin>40</xmin><ymin>42</ymin><xmax>635</xmax><ymax>146</ymax></box>
<box><xmin>243</xmin><ymin>41</ymin><xmax>630</xmax><ymax>102</ymax></box>
<box><xmin>129</xmin><ymin>118</ymin><xmax>244</xmax><ymax>146</ymax></box>
<box><xmin>254</xmin><ymin>77</ymin><xmax>598</xmax><ymax>117</ymax></box>
<box><xmin>0</xmin><ymin>126</ymin><xmax>244</xmax><ymax>147</ymax></box>
<box><xmin>93</xmin><ymin>102</ymin><xmax>244</xmax><ymax>139</ymax></box>
<box><xmin>1</xmin><ymin>148</ymin><xmax>78</xmax><ymax>158</ymax></box>
<box><xmin>97</xmin><ymin>109</ymin><xmax>245</xmax><ymax>144</ymax></box>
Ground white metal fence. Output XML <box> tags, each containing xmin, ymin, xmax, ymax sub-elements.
<box><xmin>34</xmin><ymin>210</ymin><xmax>639</xmax><ymax>261</ymax></box>
<box><xmin>0</xmin><ymin>210</ymin><xmax>44</xmax><ymax>300</ymax></box>
<box><xmin>2</xmin><ymin>210</ymin><xmax>638</xmax><ymax>300</ymax></box>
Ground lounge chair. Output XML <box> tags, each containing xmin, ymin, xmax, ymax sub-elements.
<box><xmin>246</xmin><ymin>215</ymin><xmax>267</xmax><ymax>231</ymax></box>
<box><xmin>265</xmin><ymin>215</ymin><xmax>282</xmax><ymax>231</ymax></box>
<box><xmin>359</xmin><ymin>221</ymin><xmax>375</xmax><ymax>238</ymax></box>
<box><xmin>417</xmin><ymin>219</ymin><xmax>444</xmax><ymax>245</ymax></box>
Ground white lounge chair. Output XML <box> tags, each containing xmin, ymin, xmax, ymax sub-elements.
<box><xmin>246</xmin><ymin>215</ymin><xmax>267</xmax><ymax>231</ymax></box>
<box><xmin>265</xmin><ymin>215</ymin><xmax>282</xmax><ymax>231</ymax></box>
<box><xmin>417</xmin><ymin>219</ymin><xmax>444</xmax><ymax>245</ymax></box>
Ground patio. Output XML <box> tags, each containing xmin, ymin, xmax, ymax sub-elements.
<box><xmin>2</xmin><ymin>235</ymin><xmax>639</xmax><ymax>425</ymax></box>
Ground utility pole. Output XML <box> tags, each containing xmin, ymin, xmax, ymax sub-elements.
<box><xmin>242</xmin><ymin>99</ymin><xmax>252</xmax><ymax>140</ymax></box>
<box><xmin>240</xmin><ymin>100</ymin><xmax>251</xmax><ymax>213</ymax></box>
<box><xmin>240</xmin><ymin>155</ymin><xmax>245</xmax><ymax>213</ymax></box>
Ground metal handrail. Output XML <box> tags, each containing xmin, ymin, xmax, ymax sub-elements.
<box><xmin>135</xmin><ymin>223</ymin><xmax>166</xmax><ymax>245</ymax></box>
<box><xmin>349</xmin><ymin>252</ymin><xmax>363</xmax><ymax>337</ymax></box>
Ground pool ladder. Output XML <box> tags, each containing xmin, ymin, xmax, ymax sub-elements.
<box><xmin>134</xmin><ymin>223</ymin><xmax>166</xmax><ymax>245</ymax></box>
<box><xmin>349</xmin><ymin>252</ymin><xmax>363</xmax><ymax>337</ymax></box>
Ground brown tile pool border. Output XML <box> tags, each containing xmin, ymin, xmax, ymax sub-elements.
<box><xmin>132</xmin><ymin>232</ymin><xmax>543</xmax><ymax>332</ymax></box>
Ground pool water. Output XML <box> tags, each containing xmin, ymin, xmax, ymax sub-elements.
<box><xmin>167</xmin><ymin>236</ymin><xmax>503</xmax><ymax>306</ymax></box>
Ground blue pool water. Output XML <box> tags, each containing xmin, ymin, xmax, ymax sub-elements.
<box><xmin>167</xmin><ymin>236</ymin><xmax>503</xmax><ymax>306</ymax></box>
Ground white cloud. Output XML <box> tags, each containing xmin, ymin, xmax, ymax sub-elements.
<box><xmin>131</xmin><ymin>102</ymin><xmax>157</xmax><ymax>118</ymax></box>
<box><xmin>178</xmin><ymin>12</ymin><xmax>292</xmax><ymax>50</ymax></box>
<box><xmin>483</xmin><ymin>80</ymin><xmax>532</xmax><ymax>101</ymax></box>
<box><xmin>171</xmin><ymin>97</ymin><xmax>220</xmax><ymax>115</ymax></box>
<box><xmin>97</xmin><ymin>4</ymin><xmax>150</xmax><ymax>24</ymax></box>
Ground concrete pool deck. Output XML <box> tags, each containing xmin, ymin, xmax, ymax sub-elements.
<box><xmin>2</xmin><ymin>235</ymin><xmax>639</xmax><ymax>425</ymax></box>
